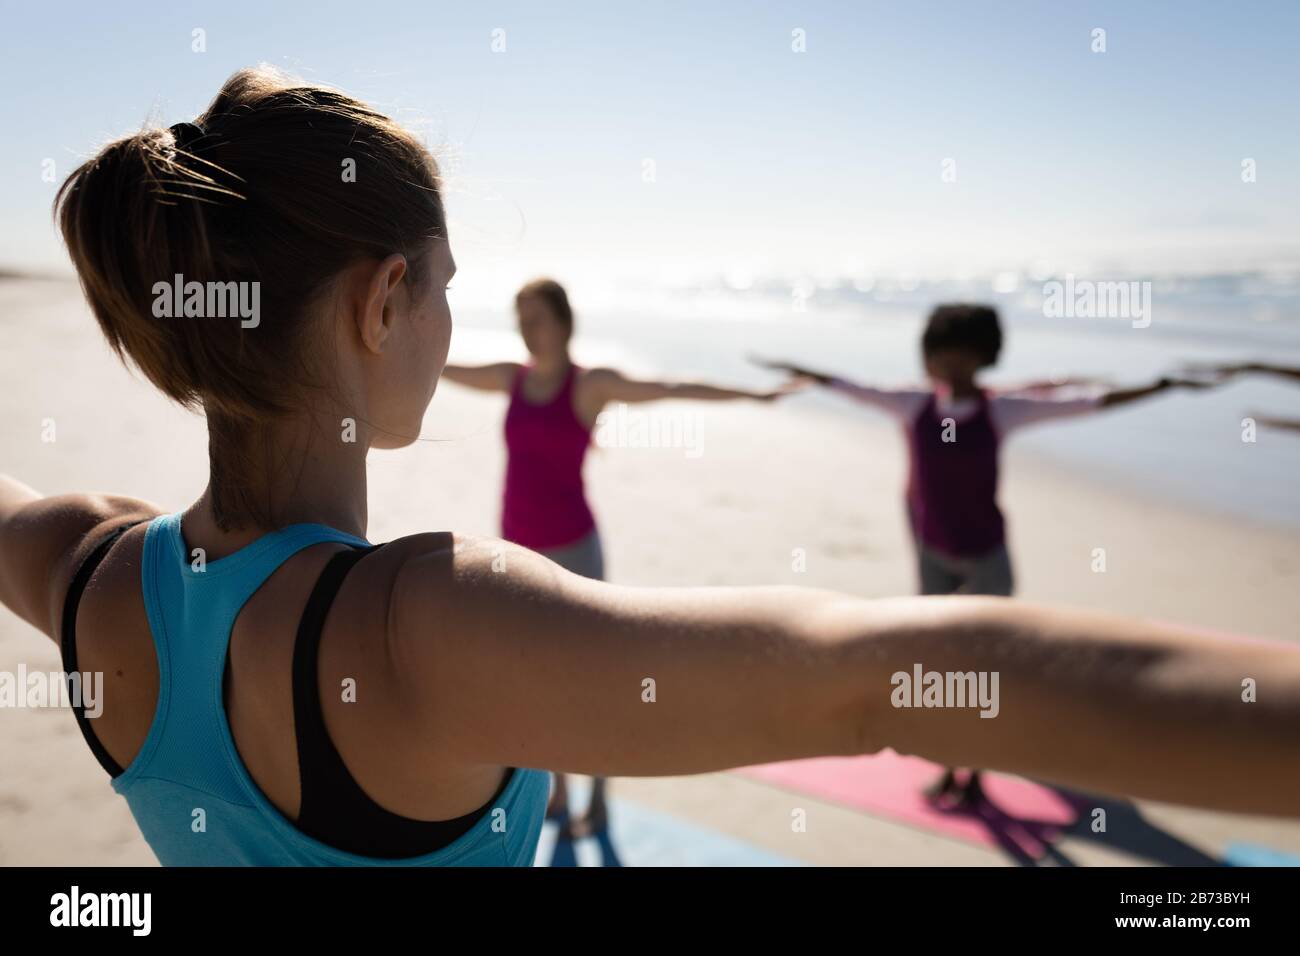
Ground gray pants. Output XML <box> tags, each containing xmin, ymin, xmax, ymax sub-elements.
<box><xmin>539</xmin><ymin>529</ymin><xmax>605</xmax><ymax>580</ymax></box>
<box><xmin>917</xmin><ymin>541</ymin><xmax>1014</xmax><ymax>596</ymax></box>
<box><xmin>537</xmin><ymin>528</ymin><xmax>608</xmax><ymax>824</ymax></box>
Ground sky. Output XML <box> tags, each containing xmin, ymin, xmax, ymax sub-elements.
<box><xmin>2</xmin><ymin>0</ymin><xmax>1298</xmax><ymax>306</ymax></box>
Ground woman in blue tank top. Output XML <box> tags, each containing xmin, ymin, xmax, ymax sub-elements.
<box><xmin>0</xmin><ymin>67</ymin><xmax>1298</xmax><ymax>867</ymax></box>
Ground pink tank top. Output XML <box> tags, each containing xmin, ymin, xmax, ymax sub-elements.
<box><xmin>501</xmin><ymin>363</ymin><xmax>596</xmax><ymax>550</ymax></box>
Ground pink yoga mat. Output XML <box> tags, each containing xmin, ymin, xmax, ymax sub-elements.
<box><xmin>741</xmin><ymin>751</ymin><xmax>1079</xmax><ymax>855</ymax></box>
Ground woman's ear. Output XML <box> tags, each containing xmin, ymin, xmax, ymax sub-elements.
<box><xmin>356</xmin><ymin>253</ymin><xmax>409</xmax><ymax>354</ymax></box>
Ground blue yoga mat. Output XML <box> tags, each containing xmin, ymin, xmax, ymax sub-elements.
<box><xmin>536</xmin><ymin>795</ymin><xmax>803</xmax><ymax>867</ymax></box>
<box><xmin>1223</xmin><ymin>842</ymin><xmax>1300</xmax><ymax>867</ymax></box>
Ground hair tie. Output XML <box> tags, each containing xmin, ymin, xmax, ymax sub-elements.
<box><xmin>168</xmin><ymin>121</ymin><xmax>205</xmax><ymax>149</ymax></box>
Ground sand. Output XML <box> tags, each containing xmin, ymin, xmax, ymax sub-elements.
<box><xmin>2</xmin><ymin>276</ymin><xmax>1299</xmax><ymax>865</ymax></box>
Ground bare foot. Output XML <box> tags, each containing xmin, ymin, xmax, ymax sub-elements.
<box><xmin>963</xmin><ymin>771</ymin><xmax>987</xmax><ymax>805</ymax></box>
<box><xmin>936</xmin><ymin>771</ymin><xmax>987</xmax><ymax>811</ymax></box>
<box><xmin>924</xmin><ymin>768</ymin><xmax>959</xmax><ymax>802</ymax></box>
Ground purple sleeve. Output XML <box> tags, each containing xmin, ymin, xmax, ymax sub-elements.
<box><xmin>990</xmin><ymin>392</ymin><xmax>1105</xmax><ymax>434</ymax></box>
<box><xmin>828</xmin><ymin>379</ymin><xmax>928</xmax><ymax>420</ymax></box>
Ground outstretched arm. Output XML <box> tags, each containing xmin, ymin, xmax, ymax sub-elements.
<box><xmin>749</xmin><ymin>357</ymin><xmax>926</xmax><ymax>419</ymax></box>
<box><xmin>1099</xmin><ymin>375</ymin><xmax>1210</xmax><ymax>408</ymax></box>
<box><xmin>749</xmin><ymin>357</ymin><xmax>838</xmax><ymax>385</ymax></box>
<box><xmin>994</xmin><ymin>375</ymin><xmax>1220</xmax><ymax>434</ymax></box>
<box><xmin>392</xmin><ymin>540</ymin><xmax>1300</xmax><ymax>818</ymax></box>
<box><xmin>1246</xmin><ymin>363</ymin><xmax>1300</xmax><ymax>383</ymax></box>
<box><xmin>585</xmin><ymin>367</ymin><xmax>800</xmax><ymax>404</ymax></box>
<box><xmin>0</xmin><ymin>476</ymin><xmax>159</xmax><ymax>636</ymax></box>
<box><xmin>1184</xmin><ymin>361</ymin><xmax>1300</xmax><ymax>384</ymax></box>
<box><xmin>0</xmin><ymin>475</ymin><xmax>43</xmax><ymax>627</ymax></box>
<box><xmin>995</xmin><ymin>375</ymin><xmax>1113</xmax><ymax>396</ymax></box>
<box><xmin>439</xmin><ymin>362</ymin><xmax>521</xmax><ymax>393</ymax></box>
<box><xmin>1247</xmin><ymin>411</ymin><xmax>1300</xmax><ymax>433</ymax></box>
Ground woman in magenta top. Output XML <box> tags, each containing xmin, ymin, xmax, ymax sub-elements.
<box><xmin>501</xmin><ymin>360</ymin><xmax>595</xmax><ymax>553</ymax></box>
<box><xmin>442</xmin><ymin>277</ymin><xmax>798</xmax><ymax>838</ymax></box>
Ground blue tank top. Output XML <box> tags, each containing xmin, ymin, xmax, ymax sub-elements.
<box><xmin>107</xmin><ymin>512</ymin><xmax>549</xmax><ymax>866</ymax></box>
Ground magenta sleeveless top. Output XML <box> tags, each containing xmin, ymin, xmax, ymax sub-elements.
<box><xmin>906</xmin><ymin>391</ymin><xmax>1005</xmax><ymax>558</ymax></box>
<box><xmin>502</xmin><ymin>363</ymin><xmax>596</xmax><ymax>550</ymax></box>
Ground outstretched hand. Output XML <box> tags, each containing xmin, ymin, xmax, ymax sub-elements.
<box><xmin>748</xmin><ymin>354</ymin><xmax>835</xmax><ymax>385</ymax></box>
<box><xmin>1160</xmin><ymin>375</ymin><xmax>1218</xmax><ymax>390</ymax></box>
<box><xmin>754</xmin><ymin>376</ymin><xmax>812</xmax><ymax>401</ymax></box>
<box><xmin>1180</xmin><ymin>361</ymin><xmax>1300</xmax><ymax>385</ymax></box>
<box><xmin>1245</xmin><ymin>410</ymin><xmax>1300</xmax><ymax>433</ymax></box>
<box><xmin>1176</xmin><ymin>361</ymin><xmax>1258</xmax><ymax>383</ymax></box>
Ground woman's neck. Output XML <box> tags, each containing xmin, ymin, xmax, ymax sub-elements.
<box><xmin>184</xmin><ymin>412</ymin><xmax>370</xmax><ymax>557</ymax></box>
<box><xmin>531</xmin><ymin>351</ymin><xmax>572</xmax><ymax>378</ymax></box>
<box><xmin>939</xmin><ymin>378</ymin><xmax>981</xmax><ymax>400</ymax></box>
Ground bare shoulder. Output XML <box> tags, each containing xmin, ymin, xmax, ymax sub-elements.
<box><xmin>53</xmin><ymin>493</ymin><xmax>161</xmax><ymax>562</ymax></box>
<box><xmin>365</xmin><ymin>533</ymin><xmax>595</xmax><ymax>763</ymax></box>
<box><xmin>0</xmin><ymin>490</ymin><xmax>161</xmax><ymax>637</ymax></box>
<box><xmin>383</xmin><ymin>532</ymin><xmax>603</xmax><ymax>678</ymax></box>
<box><xmin>388</xmin><ymin>532</ymin><xmax>572</xmax><ymax>625</ymax></box>
<box><xmin>575</xmin><ymin>366</ymin><xmax>625</xmax><ymax>409</ymax></box>
<box><xmin>580</xmin><ymin>366</ymin><xmax>623</xmax><ymax>388</ymax></box>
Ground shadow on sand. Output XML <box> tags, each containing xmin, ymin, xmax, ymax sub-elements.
<box><xmin>934</xmin><ymin>787</ymin><xmax>1220</xmax><ymax>867</ymax></box>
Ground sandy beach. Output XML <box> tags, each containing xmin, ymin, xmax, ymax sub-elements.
<box><xmin>2</xmin><ymin>276</ymin><xmax>1299</xmax><ymax>865</ymax></box>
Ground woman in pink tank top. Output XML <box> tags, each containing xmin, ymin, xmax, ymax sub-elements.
<box><xmin>501</xmin><ymin>361</ymin><xmax>597</xmax><ymax>554</ymax></box>
<box><xmin>443</xmin><ymin>277</ymin><xmax>801</xmax><ymax>840</ymax></box>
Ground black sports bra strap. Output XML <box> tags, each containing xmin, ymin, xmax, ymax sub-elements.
<box><xmin>291</xmin><ymin>545</ymin><xmax>376</xmax><ymax>817</ymax></box>
<box><xmin>290</xmin><ymin>542</ymin><xmax>513</xmax><ymax>858</ymax></box>
<box><xmin>60</xmin><ymin>519</ymin><xmax>149</xmax><ymax>778</ymax></box>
